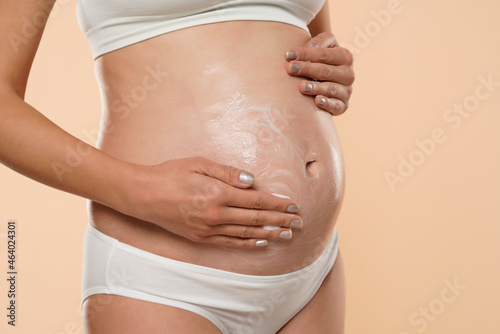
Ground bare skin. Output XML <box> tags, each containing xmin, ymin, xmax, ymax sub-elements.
<box><xmin>89</xmin><ymin>18</ymin><xmax>345</xmax><ymax>272</ymax></box>
<box><xmin>0</xmin><ymin>0</ymin><xmax>353</xmax><ymax>332</ymax></box>
<box><xmin>85</xmin><ymin>19</ymin><xmax>345</xmax><ymax>332</ymax></box>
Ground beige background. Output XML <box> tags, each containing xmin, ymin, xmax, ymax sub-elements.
<box><xmin>1</xmin><ymin>0</ymin><xmax>499</xmax><ymax>333</ymax></box>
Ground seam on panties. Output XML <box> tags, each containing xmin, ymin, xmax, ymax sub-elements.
<box><xmin>104</xmin><ymin>287</ymin><xmax>228</xmax><ymax>333</ymax></box>
<box><xmin>104</xmin><ymin>236</ymin><xmax>118</xmax><ymax>295</ymax></box>
<box><xmin>91</xmin><ymin>224</ymin><xmax>339</xmax><ymax>283</ymax></box>
<box><xmin>285</xmin><ymin>237</ymin><xmax>339</xmax><ymax>323</ymax></box>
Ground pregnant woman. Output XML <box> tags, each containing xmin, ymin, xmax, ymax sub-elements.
<box><xmin>1</xmin><ymin>0</ymin><xmax>354</xmax><ymax>333</ymax></box>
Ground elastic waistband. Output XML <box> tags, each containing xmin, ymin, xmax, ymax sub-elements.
<box><xmin>86</xmin><ymin>223</ymin><xmax>339</xmax><ymax>283</ymax></box>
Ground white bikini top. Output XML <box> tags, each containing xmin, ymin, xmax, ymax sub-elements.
<box><xmin>76</xmin><ymin>0</ymin><xmax>325</xmax><ymax>59</ymax></box>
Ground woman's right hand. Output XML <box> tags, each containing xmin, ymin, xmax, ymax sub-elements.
<box><xmin>116</xmin><ymin>156</ymin><xmax>303</xmax><ymax>248</ymax></box>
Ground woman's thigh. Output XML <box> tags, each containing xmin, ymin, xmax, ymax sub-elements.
<box><xmin>82</xmin><ymin>294</ymin><xmax>222</xmax><ymax>334</ymax></box>
<box><xmin>278</xmin><ymin>251</ymin><xmax>346</xmax><ymax>334</ymax></box>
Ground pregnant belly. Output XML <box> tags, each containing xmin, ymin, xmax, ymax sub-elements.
<box><xmin>90</xmin><ymin>21</ymin><xmax>345</xmax><ymax>275</ymax></box>
<box><xmin>197</xmin><ymin>92</ymin><xmax>344</xmax><ymax>237</ymax></box>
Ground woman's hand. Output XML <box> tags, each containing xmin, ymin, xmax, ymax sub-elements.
<box><xmin>117</xmin><ymin>156</ymin><xmax>303</xmax><ymax>249</ymax></box>
<box><xmin>285</xmin><ymin>32</ymin><xmax>355</xmax><ymax>116</ymax></box>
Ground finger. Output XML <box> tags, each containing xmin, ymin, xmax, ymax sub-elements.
<box><xmin>315</xmin><ymin>95</ymin><xmax>348</xmax><ymax>116</ymax></box>
<box><xmin>301</xmin><ymin>81</ymin><xmax>352</xmax><ymax>105</ymax></box>
<box><xmin>287</xmin><ymin>62</ymin><xmax>355</xmax><ymax>86</ymax></box>
<box><xmin>305</xmin><ymin>31</ymin><xmax>339</xmax><ymax>48</ymax></box>
<box><xmin>286</xmin><ymin>46</ymin><xmax>353</xmax><ymax>66</ymax></box>
<box><xmin>212</xmin><ymin>224</ymin><xmax>294</xmax><ymax>241</ymax></box>
<box><xmin>203</xmin><ymin>235</ymin><xmax>270</xmax><ymax>249</ymax></box>
<box><xmin>223</xmin><ymin>188</ymin><xmax>300</xmax><ymax>214</ymax></box>
<box><xmin>218</xmin><ymin>206</ymin><xmax>303</xmax><ymax>229</ymax></box>
<box><xmin>192</xmin><ymin>156</ymin><xmax>255</xmax><ymax>188</ymax></box>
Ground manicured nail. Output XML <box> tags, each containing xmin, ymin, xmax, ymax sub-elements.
<box><xmin>307</xmin><ymin>41</ymin><xmax>320</xmax><ymax>47</ymax></box>
<box><xmin>287</xmin><ymin>205</ymin><xmax>299</xmax><ymax>213</ymax></box>
<box><xmin>290</xmin><ymin>220</ymin><xmax>303</xmax><ymax>229</ymax></box>
<box><xmin>256</xmin><ymin>240</ymin><xmax>268</xmax><ymax>247</ymax></box>
<box><xmin>304</xmin><ymin>83</ymin><xmax>313</xmax><ymax>92</ymax></box>
<box><xmin>239</xmin><ymin>171</ymin><xmax>254</xmax><ymax>184</ymax></box>
<box><xmin>318</xmin><ymin>97</ymin><xmax>327</xmax><ymax>105</ymax></box>
<box><xmin>289</xmin><ymin>63</ymin><xmax>300</xmax><ymax>74</ymax></box>
<box><xmin>279</xmin><ymin>230</ymin><xmax>292</xmax><ymax>240</ymax></box>
<box><xmin>286</xmin><ymin>50</ymin><xmax>298</xmax><ymax>60</ymax></box>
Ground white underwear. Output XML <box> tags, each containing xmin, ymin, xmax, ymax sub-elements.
<box><xmin>81</xmin><ymin>223</ymin><xmax>339</xmax><ymax>334</ymax></box>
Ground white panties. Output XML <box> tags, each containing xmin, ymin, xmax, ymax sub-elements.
<box><xmin>81</xmin><ymin>223</ymin><xmax>339</xmax><ymax>334</ymax></box>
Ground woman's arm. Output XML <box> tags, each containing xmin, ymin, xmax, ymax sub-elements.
<box><xmin>0</xmin><ymin>0</ymin><xmax>302</xmax><ymax>248</ymax></box>
<box><xmin>286</xmin><ymin>0</ymin><xmax>355</xmax><ymax>116</ymax></box>
<box><xmin>308</xmin><ymin>0</ymin><xmax>332</xmax><ymax>36</ymax></box>
<box><xmin>0</xmin><ymin>0</ymin><xmax>126</xmax><ymax>206</ymax></box>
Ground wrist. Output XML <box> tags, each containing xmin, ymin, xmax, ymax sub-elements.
<box><xmin>102</xmin><ymin>159</ymin><xmax>144</xmax><ymax>216</ymax></box>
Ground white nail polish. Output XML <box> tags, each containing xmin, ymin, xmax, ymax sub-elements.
<box><xmin>256</xmin><ymin>240</ymin><xmax>268</xmax><ymax>247</ymax></box>
<box><xmin>271</xmin><ymin>193</ymin><xmax>299</xmax><ymax>213</ymax></box>
<box><xmin>279</xmin><ymin>230</ymin><xmax>292</xmax><ymax>240</ymax></box>
<box><xmin>239</xmin><ymin>171</ymin><xmax>254</xmax><ymax>184</ymax></box>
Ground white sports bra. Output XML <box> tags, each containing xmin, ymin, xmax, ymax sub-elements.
<box><xmin>76</xmin><ymin>0</ymin><xmax>325</xmax><ymax>59</ymax></box>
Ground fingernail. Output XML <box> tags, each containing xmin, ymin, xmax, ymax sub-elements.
<box><xmin>287</xmin><ymin>205</ymin><xmax>299</xmax><ymax>213</ymax></box>
<box><xmin>290</xmin><ymin>220</ymin><xmax>303</xmax><ymax>229</ymax></box>
<box><xmin>289</xmin><ymin>63</ymin><xmax>300</xmax><ymax>74</ymax></box>
<box><xmin>286</xmin><ymin>50</ymin><xmax>298</xmax><ymax>60</ymax></box>
<box><xmin>307</xmin><ymin>41</ymin><xmax>320</xmax><ymax>47</ymax></box>
<box><xmin>304</xmin><ymin>83</ymin><xmax>313</xmax><ymax>92</ymax></box>
<box><xmin>256</xmin><ymin>240</ymin><xmax>268</xmax><ymax>247</ymax></box>
<box><xmin>239</xmin><ymin>171</ymin><xmax>254</xmax><ymax>184</ymax></box>
<box><xmin>318</xmin><ymin>97</ymin><xmax>327</xmax><ymax>105</ymax></box>
<box><xmin>279</xmin><ymin>230</ymin><xmax>292</xmax><ymax>240</ymax></box>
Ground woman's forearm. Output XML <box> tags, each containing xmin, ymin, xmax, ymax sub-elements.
<box><xmin>307</xmin><ymin>0</ymin><xmax>331</xmax><ymax>36</ymax></box>
<box><xmin>0</xmin><ymin>0</ymin><xmax>129</xmax><ymax>211</ymax></box>
<box><xmin>0</xmin><ymin>90</ymin><xmax>129</xmax><ymax>208</ymax></box>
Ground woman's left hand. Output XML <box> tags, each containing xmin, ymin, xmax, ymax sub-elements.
<box><xmin>285</xmin><ymin>32</ymin><xmax>355</xmax><ymax>116</ymax></box>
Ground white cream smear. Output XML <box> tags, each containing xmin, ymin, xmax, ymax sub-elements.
<box><xmin>201</xmin><ymin>92</ymin><xmax>331</xmax><ymax>235</ymax></box>
<box><xmin>201</xmin><ymin>92</ymin><xmax>343</xmax><ymax>260</ymax></box>
<box><xmin>202</xmin><ymin>93</ymin><xmax>311</xmax><ymax>191</ymax></box>
<box><xmin>263</xmin><ymin>193</ymin><xmax>292</xmax><ymax>231</ymax></box>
